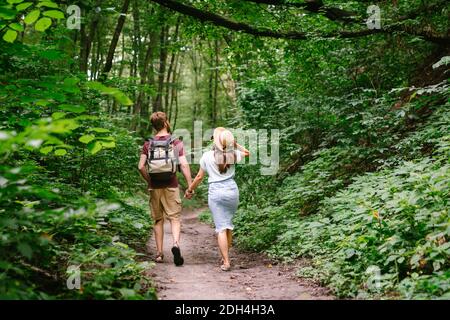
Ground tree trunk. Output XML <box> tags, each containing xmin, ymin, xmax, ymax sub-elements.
<box><xmin>207</xmin><ymin>43</ymin><xmax>214</xmax><ymax>126</ymax></box>
<box><xmin>132</xmin><ymin>31</ymin><xmax>157</xmax><ymax>131</ymax></box>
<box><xmin>190</xmin><ymin>39</ymin><xmax>202</xmax><ymax>131</ymax></box>
<box><xmin>131</xmin><ymin>0</ymin><xmax>141</xmax><ymax>96</ymax></box>
<box><xmin>80</xmin><ymin>0</ymin><xmax>102</xmax><ymax>73</ymax></box>
<box><xmin>118</xmin><ymin>32</ymin><xmax>126</xmax><ymax>78</ymax></box>
<box><xmin>99</xmin><ymin>0</ymin><xmax>131</xmax><ymax>81</ymax></box>
<box><xmin>152</xmin><ymin>24</ymin><xmax>168</xmax><ymax>112</ymax></box>
<box><xmin>213</xmin><ymin>39</ymin><xmax>219</xmax><ymax>124</ymax></box>
<box><xmin>164</xmin><ymin>19</ymin><xmax>180</xmax><ymax>114</ymax></box>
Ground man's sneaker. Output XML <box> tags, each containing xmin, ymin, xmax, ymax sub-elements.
<box><xmin>171</xmin><ymin>246</ymin><xmax>184</xmax><ymax>266</ymax></box>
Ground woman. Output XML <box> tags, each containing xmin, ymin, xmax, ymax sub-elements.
<box><xmin>185</xmin><ymin>127</ymin><xmax>249</xmax><ymax>271</ymax></box>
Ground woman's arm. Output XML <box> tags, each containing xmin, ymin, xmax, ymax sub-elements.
<box><xmin>235</xmin><ymin>142</ymin><xmax>250</xmax><ymax>157</ymax></box>
<box><xmin>185</xmin><ymin>168</ymin><xmax>205</xmax><ymax>198</ymax></box>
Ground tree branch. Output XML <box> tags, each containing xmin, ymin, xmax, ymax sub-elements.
<box><xmin>149</xmin><ymin>0</ymin><xmax>450</xmax><ymax>45</ymax></box>
<box><xmin>242</xmin><ymin>0</ymin><xmax>356</xmax><ymax>23</ymax></box>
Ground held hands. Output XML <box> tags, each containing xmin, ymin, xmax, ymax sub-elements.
<box><xmin>184</xmin><ymin>187</ymin><xmax>194</xmax><ymax>199</ymax></box>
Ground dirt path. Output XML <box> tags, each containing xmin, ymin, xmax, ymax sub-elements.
<box><xmin>145</xmin><ymin>208</ymin><xmax>333</xmax><ymax>300</ymax></box>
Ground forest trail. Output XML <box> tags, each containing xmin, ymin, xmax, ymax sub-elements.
<box><xmin>145</xmin><ymin>208</ymin><xmax>333</xmax><ymax>300</ymax></box>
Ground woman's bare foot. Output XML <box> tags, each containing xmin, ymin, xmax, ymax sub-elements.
<box><xmin>155</xmin><ymin>253</ymin><xmax>164</xmax><ymax>263</ymax></box>
<box><xmin>220</xmin><ymin>263</ymin><xmax>231</xmax><ymax>271</ymax></box>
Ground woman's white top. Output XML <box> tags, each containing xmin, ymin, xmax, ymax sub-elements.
<box><xmin>199</xmin><ymin>150</ymin><xmax>243</xmax><ymax>183</ymax></box>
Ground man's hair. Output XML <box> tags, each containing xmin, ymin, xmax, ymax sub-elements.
<box><xmin>150</xmin><ymin>111</ymin><xmax>171</xmax><ymax>133</ymax></box>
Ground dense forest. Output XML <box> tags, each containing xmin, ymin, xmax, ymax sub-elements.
<box><xmin>0</xmin><ymin>0</ymin><xmax>449</xmax><ymax>299</ymax></box>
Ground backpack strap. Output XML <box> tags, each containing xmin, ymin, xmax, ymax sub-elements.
<box><xmin>165</xmin><ymin>135</ymin><xmax>178</xmax><ymax>163</ymax></box>
<box><xmin>170</xmin><ymin>136</ymin><xmax>181</xmax><ymax>165</ymax></box>
<box><xmin>148</xmin><ymin>137</ymin><xmax>154</xmax><ymax>162</ymax></box>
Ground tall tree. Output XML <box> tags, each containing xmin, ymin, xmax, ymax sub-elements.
<box><xmin>152</xmin><ymin>24</ymin><xmax>168</xmax><ymax>112</ymax></box>
<box><xmin>80</xmin><ymin>0</ymin><xmax>102</xmax><ymax>73</ymax></box>
<box><xmin>100</xmin><ymin>0</ymin><xmax>131</xmax><ymax>81</ymax></box>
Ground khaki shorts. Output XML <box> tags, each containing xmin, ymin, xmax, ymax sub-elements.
<box><xmin>149</xmin><ymin>187</ymin><xmax>182</xmax><ymax>222</ymax></box>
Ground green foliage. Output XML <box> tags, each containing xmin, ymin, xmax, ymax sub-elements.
<box><xmin>232</xmin><ymin>17</ymin><xmax>449</xmax><ymax>297</ymax></box>
<box><xmin>1</xmin><ymin>0</ymin><xmax>449</xmax><ymax>301</ymax></box>
<box><xmin>198</xmin><ymin>208</ymin><xmax>214</xmax><ymax>226</ymax></box>
<box><xmin>0</xmin><ymin>36</ymin><xmax>153</xmax><ymax>298</ymax></box>
<box><xmin>0</xmin><ymin>112</ymin><xmax>156</xmax><ymax>299</ymax></box>
<box><xmin>234</xmin><ymin>88</ymin><xmax>450</xmax><ymax>298</ymax></box>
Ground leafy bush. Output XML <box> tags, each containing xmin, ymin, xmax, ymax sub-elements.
<box><xmin>0</xmin><ymin>40</ymin><xmax>155</xmax><ymax>299</ymax></box>
<box><xmin>233</xmin><ymin>76</ymin><xmax>449</xmax><ymax>298</ymax></box>
<box><xmin>235</xmin><ymin>134</ymin><xmax>449</xmax><ymax>299</ymax></box>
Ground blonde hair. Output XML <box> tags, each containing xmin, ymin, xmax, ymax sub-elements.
<box><xmin>213</xmin><ymin>127</ymin><xmax>236</xmax><ymax>174</ymax></box>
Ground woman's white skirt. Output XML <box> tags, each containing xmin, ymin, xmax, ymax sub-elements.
<box><xmin>208</xmin><ymin>178</ymin><xmax>239</xmax><ymax>233</ymax></box>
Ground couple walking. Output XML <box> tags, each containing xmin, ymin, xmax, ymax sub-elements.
<box><xmin>138</xmin><ymin>112</ymin><xmax>249</xmax><ymax>271</ymax></box>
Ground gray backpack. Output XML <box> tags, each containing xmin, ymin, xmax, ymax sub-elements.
<box><xmin>147</xmin><ymin>136</ymin><xmax>179</xmax><ymax>182</ymax></box>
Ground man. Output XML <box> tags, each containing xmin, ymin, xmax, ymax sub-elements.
<box><xmin>138</xmin><ymin>111</ymin><xmax>192</xmax><ymax>266</ymax></box>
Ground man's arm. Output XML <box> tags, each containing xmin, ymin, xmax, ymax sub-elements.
<box><xmin>138</xmin><ymin>154</ymin><xmax>151</xmax><ymax>186</ymax></box>
<box><xmin>178</xmin><ymin>155</ymin><xmax>192</xmax><ymax>186</ymax></box>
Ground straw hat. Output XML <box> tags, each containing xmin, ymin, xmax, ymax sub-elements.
<box><xmin>213</xmin><ymin>127</ymin><xmax>235</xmax><ymax>151</ymax></box>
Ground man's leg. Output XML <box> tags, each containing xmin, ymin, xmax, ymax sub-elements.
<box><xmin>164</xmin><ymin>187</ymin><xmax>184</xmax><ymax>266</ymax></box>
<box><xmin>169</xmin><ymin>218</ymin><xmax>181</xmax><ymax>247</ymax></box>
<box><xmin>154</xmin><ymin>218</ymin><xmax>164</xmax><ymax>256</ymax></box>
<box><xmin>170</xmin><ymin>217</ymin><xmax>184</xmax><ymax>266</ymax></box>
<box><xmin>150</xmin><ymin>189</ymin><xmax>164</xmax><ymax>261</ymax></box>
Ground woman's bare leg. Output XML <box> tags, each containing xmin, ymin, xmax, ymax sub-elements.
<box><xmin>226</xmin><ymin>229</ymin><xmax>232</xmax><ymax>248</ymax></box>
<box><xmin>217</xmin><ymin>231</ymin><xmax>230</xmax><ymax>266</ymax></box>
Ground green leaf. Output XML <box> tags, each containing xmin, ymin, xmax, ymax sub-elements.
<box><xmin>87</xmin><ymin>141</ymin><xmax>102</xmax><ymax>155</ymax></box>
<box><xmin>50</xmin><ymin>119</ymin><xmax>79</xmax><ymax>133</ymax></box>
<box><xmin>86</xmin><ymin>82</ymin><xmax>133</xmax><ymax>105</ymax></box>
<box><xmin>37</xmin><ymin>1</ymin><xmax>58</xmax><ymax>9</ymax></box>
<box><xmin>96</xmin><ymin>136</ymin><xmax>114</xmax><ymax>141</ymax></box>
<box><xmin>17</xmin><ymin>242</ymin><xmax>32</xmax><ymax>259</ymax></box>
<box><xmin>24</xmin><ymin>9</ymin><xmax>40</xmax><ymax>25</ymax></box>
<box><xmin>2</xmin><ymin>29</ymin><xmax>17</xmax><ymax>43</ymax></box>
<box><xmin>43</xmin><ymin>10</ymin><xmax>64</xmax><ymax>19</ymax></box>
<box><xmin>35</xmin><ymin>17</ymin><xmax>52</xmax><ymax>31</ymax></box>
<box><xmin>54</xmin><ymin>149</ymin><xmax>67</xmax><ymax>156</ymax></box>
<box><xmin>79</xmin><ymin>134</ymin><xmax>95</xmax><ymax>144</ymax></box>
<box><xmin>7</xmin><ymin>0</ymin><xmax>24</xmax><ymax>4</ymax></box>
<box><xmin>89</xmin><ymin>127</ymin><xmax>110</xmax><ymax>133</ymax></box>
<box><xmin>85</xmin><ymin>81</ymin><xmax>106</xmax><ymax>91</ymax></box>
<box><xmin>35</xmin><ymin>99</ymin><xmax>51</xmax><ymax>106</ymax></box>
<box><xmin>62</xmin><ymin>77</ymin><xmax>80</xmax><ymax>93</ymax></box>
<box><xmin>113</xmin><ymin>92</ymin><xmax>133</xmax><ymax>106</ymax></box>
<box><xmin>9</xmin><ymin>22</ymin><xmax>24</xmax><ymax>31</ymax></box>
<box><xmin>51</xmin><ymin>112</ymin><xmax>65</xmax><ymax>120</ymax></box>
<box><xmin>63</xmin><ymin>77</ymin><xmax>79</xmax><ymax>86</ymax></box>
<box><xmin>0</xmin><ymin>7</ymin><xmax>16</xmax><ymax>20</ymax></box>
<box><xmin>38</xmin><ymin>49</ymin><xmax>62</xmax><ymax>60</ymax></box>
<box><xmin>101</xmin><ymin>141</ymin><xmax>116</xmax><ymax>148</ymax></box>
<box><xmin>58</xmin><ymin>104</ymin><xmax>86</xmax><ymax>113</ymax></box>
<box><xmin>16</xmin><ymin>2</ymin><xmax>32</xmax><ymax>11</ymax></box>
<box><xmin>39</xmin><ymin>146</ymin><xmax>53</xmax><ymax>155</ymax></box>
<box><xmin>119</xmin><ymin>288</ymin><xmax>136</xmax><ymax>298</ymax></box>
